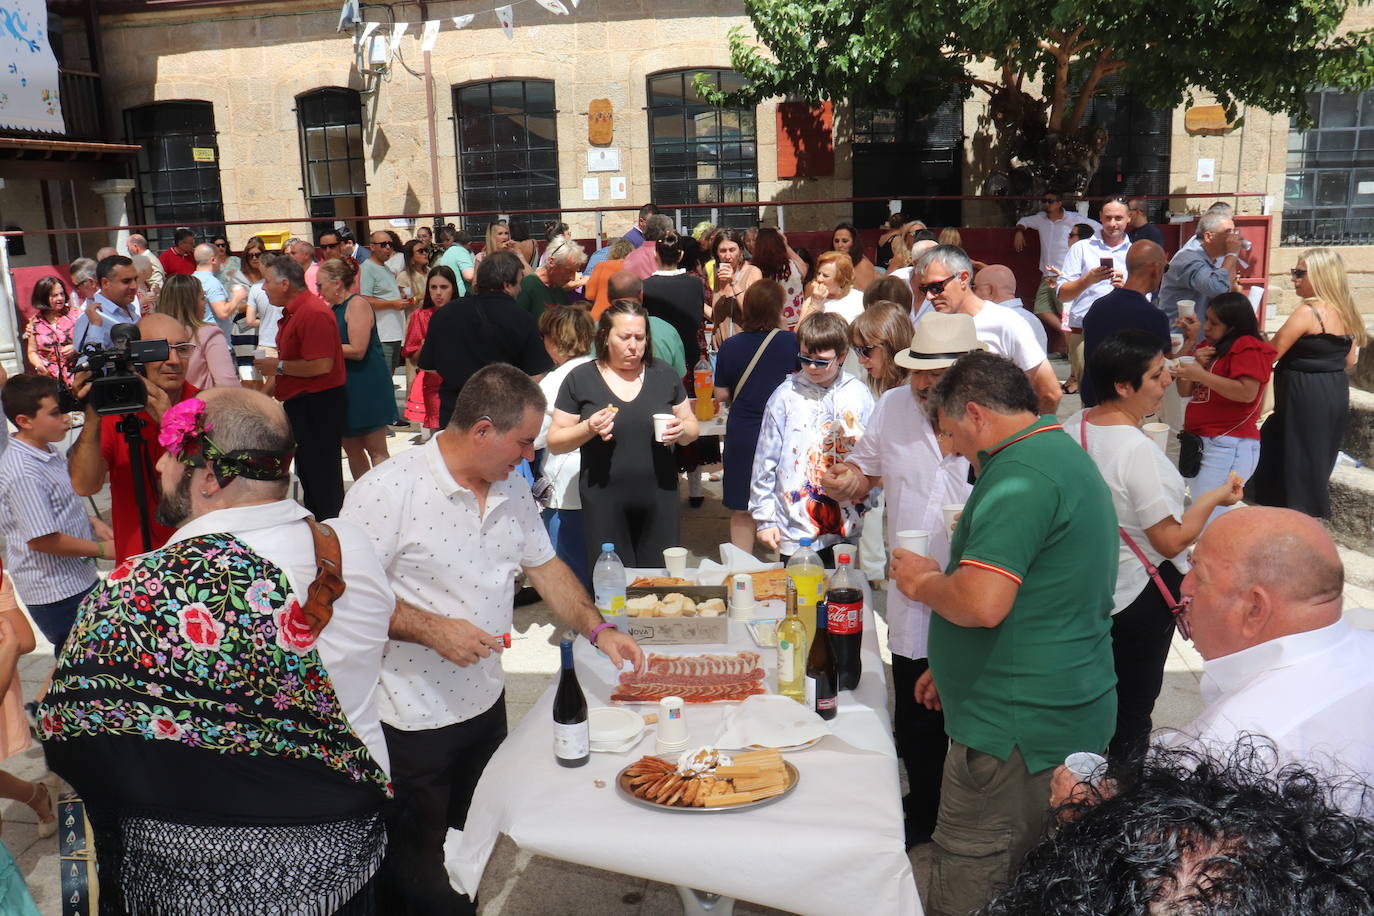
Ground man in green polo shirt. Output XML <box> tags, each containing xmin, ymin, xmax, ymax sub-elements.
<box><xmin>891</xmin><ymin>350</ymin><xmax>1117</xmax><ymax>916</ymax></box>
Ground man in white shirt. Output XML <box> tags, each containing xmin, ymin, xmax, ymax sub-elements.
<box><xmin>360</xmin><ymin>231</ymin><xmax>412</xmax><ymax>379</ymax></box>
<box><xmin>972</xmin><ymin>264</ymin><xmax>1049</xmax><ymax>354</ymax></box>
<box><xmin>820</xmin><ymin>312</ymin><xmax>979</xmax><ymax>848</ymax></box>
<box><xmin>1161</xmin><ymin>506</ymin><xmax>1374</xmax><ymax>813</ymax></box>
<box><xmin>72</xmin><ymin>254</ymin><xmax>141</xmax><ymax>349</ymax></box>
<box><xmin>126</xmin><ymin>233</ymin><xmax>164</xmax><ymax>290</ymax></box>
<box><xmin>340</xmin><ymin>363</ymin><xmax>643</xmax><ymax>913</ymax></box>
<box><xmin>914</xmin><ymin>245</ymin><xmax>1061</xmax><ymax>414</ymax></box>
<box><xmin>1014</xmin><ymin>191</ymin><xmax>1100</xmax><ymax>318</ymax></box>
<box><xmin>1056</xmin><ymin>199</ymin><xmax>1131</xmax><ymax>393</ymax></box>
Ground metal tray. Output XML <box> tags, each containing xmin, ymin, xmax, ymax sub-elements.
<box><xmin>615</xmin><ymin>759</ymin><xmax>799</xmax><ymax>813</ymax></box>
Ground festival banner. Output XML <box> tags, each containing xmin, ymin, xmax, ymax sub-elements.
<box><xmin>0</xmin><ymin>0</ymin><xmax>64</xmax><ymax>133</ymax></box>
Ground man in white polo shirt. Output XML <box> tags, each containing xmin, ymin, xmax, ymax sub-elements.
<box><xmin>341</xmin><ymin>362</ymin><xmax>643</xmax><ymax>914</ymax></box>
<box><xmin>914</xmin><ymin>245</ymin><xmax>1061</xmax><ymax>415</ymax></box>
<box><xmin>1056</xmin><ymin>199</ymin><xmax>1131</xmax><ymax>394</ymax></box>
<box><xmin>1014</xmin><ymin>191</ymin><xmax>1100</xmax><ymax>321</ymax></box>
<box><xmin>820</xmin><ymin>312</ymin><xmax>980</xmax><ymax>848</ymax></box>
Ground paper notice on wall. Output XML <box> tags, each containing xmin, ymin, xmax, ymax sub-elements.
<box><xmin>0</xmin><ymin>0</ymin><xmax>64</xmax><ymax>133</ymax></box>
<box><xmin>496</xmin><ymin>6</ymin><xmax>515</xmax><ymax>38</ymax></box>
<box><xmin>1196</xmin><ymin>158</ymin><xmax>1216</xmax><ymax>183</ymax></box>
<box><xmin>583</xmin><ymin>178</ymin><xmax>600</xmax><ymax>201</ymax></box>
<box><xmin>610</xmin><ymin>177</ymin><xmax>628</xmax><ymax>200</ymax></box>
<box><xmin>420</xmin><ymin>19</ymin><xmax>440</xmax><ymax>51</ymax></box>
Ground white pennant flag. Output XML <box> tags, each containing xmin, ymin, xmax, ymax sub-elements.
<box><xmin>569</xmin><ymin>0</ymin><xmax>580</xmax><ymax>8</ymax></box>
<box><xmin>359</xmin><ymin>21</ymin><xmax>380</xmax><ymax>44</ymax></box>
<box><xmin>421</xmin><ymin>19</ymin><xmax>440</xmax><ymax>50</ymax></box>
<box><xmin>390</xmin><ymin>22</ymin><xmax>409</xmax><ymax>54</ymax></box>
<box><xmin>534</xmin><ymin>0</ymin><xmax>570</xmax><ymax>14</ymax></box>
<box><xmin>495</xmin><ymin>5</ymin><xmax>514</xmax><ymax>38</ymax></box>
<box><xmin>337</xmin><ymin>0</ymin><xmax>361</xmax><ymax>31</ymax></box>
<box><xmin>452</xmin><ymin>14</ymin><xmax>474</xmax><ymax>29</ymax></box>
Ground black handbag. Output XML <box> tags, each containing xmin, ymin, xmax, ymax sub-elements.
<box><xmin>1178</xmin><ymin>431</ymin><xmax>1204</xmax><ymax>478</ymax></box>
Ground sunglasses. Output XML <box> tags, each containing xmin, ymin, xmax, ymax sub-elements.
<box><xmin>917</xmin><ymin>275</ymin><xmax>958</xmax><ymax>296</ymax></box>
<box><xmin>797</xmin><ymin>354</ymin><xmax>836</xmax><ymax>369</ymax></box>
<box><xmin>854</xmin><ymin>343</ymin><xmax>879</xmax><ymax>358</ymax></box>
<box><xmin>213</xmin><ymin>242</ymin><xmax>228</xmax><ymax>248</ymax></box>
<box><xmin>415</xmin><ymin>247</ymin><xmax>430</xmax><ymax>255</ymax></box>
<box><xmin>1041</xmin><ymin>198</ymin><xmax>1058</xmax><ymax>204</ymax></box>
<box><xmin>246</xmin><ymin>251</ymin><xmax>262</xmax><ymax>259</ymax></box>
<box><xmin>321</xmin><ymin>241</ymin><xmax>341</xmax><ymax>249</ymax></box>
<box><xmin>1290</xmin><ymin>268</ymin><xmax>1308</xmax><ymax>279</ymax></box>
<box><xmin>373</xmin><ymin>240</ymin><xmax>393</xmax><ymax>248</ymax></box>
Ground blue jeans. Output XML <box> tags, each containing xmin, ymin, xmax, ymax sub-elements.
<box><xmin>28</xmin><ymin>581</ymin><xmax>96</xmax><ymax>655</ymax></box>
<box><xmin>1187</xmin><ymin>434</ymin><xmax>1260</xmax><ymax>527</ymax></box>
<box><xmin>542</xmin><ymin>507</ymin><xmax>588</xmax><ymax>586</ymax></box>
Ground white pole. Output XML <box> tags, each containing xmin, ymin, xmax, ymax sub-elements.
<box><xmin>0</xmin><ymin>236</ymin><xmax>23</xmax><ymax>376</ymax></box>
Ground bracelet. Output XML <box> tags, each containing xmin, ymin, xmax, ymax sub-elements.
<box><xmin>95</xmin><ymin>541</ymin><xmax>105</xmax><ymax>560</ymax></box>
<box><xmin>587</xmin><ymin>621</ymin><xmax>616</xmax><ymax>647</ymax></box>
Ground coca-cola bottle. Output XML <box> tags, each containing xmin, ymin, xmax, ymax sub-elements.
<box><xmin>826</xmin><ymin>553</ymin><xmax>863</xmax><ymax>690</ymax></box>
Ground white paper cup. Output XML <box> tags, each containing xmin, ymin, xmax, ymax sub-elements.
<box><xmin>663</xmin><ymin>547</ymin><xmax>689</xmax><ymax>579</ymax></box>
<box><xmin>1176</xmin><ymin>300</ymin><xmax>1196</xmax><ymax>318</ymax></box>
<box><xmin>1170</xmin><ymin>333</ymin><xmax>1184</xmax><ymax>354</ymax></box>
<box><xmin>942</xmin><ymin>504</ymin><xmax>965</xmax><ymax>538</ymax></box>
<box><xmin>652</xmin><ymin>413</ymin><xmax>673</xmax><ymax>443</ymax></box>
<box><xmin>1143</xmin><ymin>422</ymin><xmax>1170</xmax><ymax>452</ymax></box>
<box><xmin>729</xmin><ymin>573</ymin><xmax>756</xmax><ymax>615</ymax></box>
<box><xmin>1177</xmin><ymin>355</ymin><xmax>1196</xmax><ymax>367</ymax></box>
<box><xmin>1064</xmin><ymin>751</ymin><xmax>1108</xmax><ymax>786</ymax></box>
<box><xmin>897</xmin><ymin>530</ymin><xmax>930</xmax><ymax>554</ymax></box>
<box><xmin>655</xmin><ymin>696</ymin><xmax>689</xmax><ymax>754</ymax></box>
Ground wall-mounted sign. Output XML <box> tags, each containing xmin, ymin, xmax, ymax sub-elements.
<box><xmin>587</xmin><ymin>148</ymin><xmax>620</xmax><ymax>172</ymax></box>
<box><xmin>191</xmin><ymin>147</ymin><xmax>216</xmax><ymax>163</ymax></box>
<box><xmin>588</xmin><ymin>99</ymin><xmax>613</xmax><ymax>146</ymax></box>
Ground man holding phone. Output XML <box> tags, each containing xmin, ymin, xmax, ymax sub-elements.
<box><xmin>1056</xmin><ymin>199</ymin><xmax>1131</xmax><ymax>394</ymax></box>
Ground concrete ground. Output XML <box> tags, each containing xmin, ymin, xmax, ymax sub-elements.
<box><xmin>7</xmin><ymin>355</ymin><xmax>1374</xmax><ymax>914</ymax></box>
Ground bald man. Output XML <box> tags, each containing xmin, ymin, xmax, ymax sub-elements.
<box><xmin>68</xmin><ymin>313</ymin><xmax>197</xmax><ymax>560</ymax></box>
<box><xmin>973</xmin><ymin>265</ymin><xmax>1048</xmax><ymax>354</ymax></box>
<box><xmin>1078</xmin><ymin>240</ymin><xmax>1172</xmax><ymax>407</ymax></box>
<box><xmin>193</xmin><ymin>242</ymin><xmax>236</xmax><ymax>336</ymax></box>
<box><xmin>1165</xmin><ymin>507</ymin><xmax>1374</xmax><ymax>811</ymax></box>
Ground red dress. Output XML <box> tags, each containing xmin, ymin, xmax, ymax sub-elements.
<box><xmin>402</xmin><ymin>307</ymin><xmax>441</xmax><ymax>429</ymax></box>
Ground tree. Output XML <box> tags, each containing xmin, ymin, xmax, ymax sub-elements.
<box><xmin>699</xmin><ymin>0</ymin><xmax>1374</xmax><ymax>207</ymax></box>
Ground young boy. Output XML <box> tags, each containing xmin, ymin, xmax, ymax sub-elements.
<box><xmin>751</xmin><ymin>311</ymin><xmax>876</xmax><ymax>562</ymax></box>
<box><xmin>0</xmin><ymin>375</ymin><xmax>112</xmax><ymax>651</ymax></box>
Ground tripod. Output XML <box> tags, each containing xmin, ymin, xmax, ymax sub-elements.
<box><xmin>114</xmin><ymin>412</ymin><xmax>156</xmax><ymax>554</ymax></box>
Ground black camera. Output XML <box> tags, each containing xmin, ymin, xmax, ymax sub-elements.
<box><xmin>58</xmin><ymin>323</ymin><xmax>170</xmax><ymax>416</ymax></box>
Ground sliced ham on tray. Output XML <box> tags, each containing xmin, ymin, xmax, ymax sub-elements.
<box><xmin>612</xmin><ymin>651</ymin><xmax>767</xmax><ymax>704</ymax></box>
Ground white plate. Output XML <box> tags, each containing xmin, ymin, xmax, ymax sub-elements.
<box><xmin>589</xmin><ymin>706</ymin><xmax>645</xmax><ymax>751</ymax></box>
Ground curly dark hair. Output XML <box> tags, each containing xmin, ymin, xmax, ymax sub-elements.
<box><xmin>979</xmin><ymin>739</ymin><xmax>1374</xmax><ymax>915</ymax></box>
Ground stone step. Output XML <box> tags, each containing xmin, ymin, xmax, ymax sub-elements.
<box><xmin>1328</xmin><ymin>463</ymin><xmax>1374</xmax><ymax>553</ymax></box>
<box><xmin>1342</xmin><ymin>388</ymin><xmax>1374</xmax><ymax>469</ymax></box>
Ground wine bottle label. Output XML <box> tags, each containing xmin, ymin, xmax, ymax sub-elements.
<box><xmin>777</xmin><ymin>639</ymin><xmax>795</xmax><ymax>682</ymax></box>
<box><xmin>805</xmin><ymin>675</ymin><xmax>816</xmax><ymax>709</ymax></box>
<box><xmin>828</xmin><ymin>600</ymin><xmax>862</xmax><ymax>635</ymax></box>
<box><xmin>816</xmin><ymin>694</ymin><xmax>837</xmax><ymax>712</ymax></box>
<box><xmin>553</xmin><ymin>722</ymin><xmax>589</xmax><ymax>759</ymax></box>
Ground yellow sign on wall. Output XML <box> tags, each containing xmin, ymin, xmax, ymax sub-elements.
<box><xmin>191</xmin><ymin>147</ymin><xmax>216</xmax><ymax>162</ymax></box>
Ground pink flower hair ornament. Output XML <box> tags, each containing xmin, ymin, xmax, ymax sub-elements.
<box><xmin>157</xmin><ymin>396</ymin><xmax>296</xmax><ymax>487</ymax></box>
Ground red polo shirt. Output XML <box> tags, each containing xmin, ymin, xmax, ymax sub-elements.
<box><xmin>99</xmin><ymin>381</ymin><xmax>199</xmax><ymax>561</ymax></box>
<box><xmin>159</xmin><ymin>247</ymin><xmax>196</xmax><ymax>277</ymax></box>
<box><xmin>274</xmin><ymin>288</ymin><xmax>345</xmax><ymax>401</ymax></box>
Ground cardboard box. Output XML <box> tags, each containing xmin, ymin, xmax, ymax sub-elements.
<box><xmin>626</xmin><ymin>586</ymin><xmax>729</xmax><ymax>645</ymax></box>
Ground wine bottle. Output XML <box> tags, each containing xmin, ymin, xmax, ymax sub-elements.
<box><xmin>777</xmin><ymin>578</ymin><xmax>807</xmax><ymax>704</ymax></box>
<box><xmin>805</xmin><ymin>601</ymin><xmax>838</xmax><ymax>720</ymax></box>
<box><xmin>552</xmin><ymin>639</ymin><xmax>589</xmax><ymax>767</ymax></box>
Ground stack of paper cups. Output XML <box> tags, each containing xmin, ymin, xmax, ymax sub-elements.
<box><xmin>655</xmin><ymin>696</ymin><xmax>690</xmax><ymax>755</ymax></box>
<box><xmin>729</xmin><ymin>573</ymin><xmax>756</xmax><ymax>620</ymax></box>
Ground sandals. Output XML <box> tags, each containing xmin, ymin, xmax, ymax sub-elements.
<box><xmin>1061</xmin><ymin>378</ymin><xmax>1079</xmax><ymax>395</ymax></box>
<box><xmin>26</xmin><ymin>781</ymin><xmax>56</xmax><ymax>838</ymax></box>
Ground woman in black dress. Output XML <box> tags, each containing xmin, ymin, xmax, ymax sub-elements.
<box><xmin>1250</xmin><ymin>247</ymin><xmax>1365</xmax><ymax>518</ymax></box>
<box><xmin>547</xmin><ymin>300</ymin><xmax>700</xmax><ymax>568</ymax></box>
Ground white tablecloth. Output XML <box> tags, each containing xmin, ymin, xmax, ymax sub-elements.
<box><xmin>445</xmin><ymin>607</ymin><xmax>921</xmax><ymax>915</ymax></box>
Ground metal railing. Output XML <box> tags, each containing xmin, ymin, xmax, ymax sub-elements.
<box><xmin>57</xmin><ymin>68</ymin><xmax>106</xmax><ymax>140</ymax></box>
<box><xmin>1280</xmin><ymin>216</ymin><xmax>1374</xmax><ymax>247</ymax></box>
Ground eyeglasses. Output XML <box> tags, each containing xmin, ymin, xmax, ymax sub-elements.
<box><xmin>1290</xmin><ymin>268</ymin><xmax>1308</xmax><ymax>279</ymax></box>
<box><xmin>854</xmin><ymin>344</ymin><xmax>879</xmax><ymax>358</ymax></box>
<box><xmin>797</xmin><ymin>354</ymin><xmax>836</xmax><ymax>369</ymax></box>
<box><xmin>917</xmin><ymin>275</ymin><xmax>958</xmax><ymax>296</ymax></box>
<box><xmin>168</xmin><ymin>342</ymin><xmax>198</xmax><ymax>356</ymax></box>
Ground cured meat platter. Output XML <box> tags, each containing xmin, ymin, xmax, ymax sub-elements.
<box><xmin>611</xmin><ymin>651</ymin><xmax>767</xmax><ymax>704</ymax></box>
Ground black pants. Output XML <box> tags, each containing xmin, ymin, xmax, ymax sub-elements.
<box><xmin>1109</xmin><ymin>561</ymin><xmax>1183</xmax><ymax>763</ymax></box>
<box><xmin>779</xmin><ymin>545</ymin><xmax>837</xmax><ymax>567</ymax></box>
<box><xmin>284</xmin><ymin>386</ymin><xmax>346</xmax><ymax>520</ymax></box>
<box><xmin>891</xmin><ymin>654</ymin><xmax>948</xmax><ymax>835</ymax></box>
<box><xmin>377</xmin><ymin>697</ymin><xmax>508</xmax><ymax>915</ymax></box>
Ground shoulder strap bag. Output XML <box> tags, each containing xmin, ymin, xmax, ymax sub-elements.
<box><xmin>732</xmin><ymin>328</ymin><xmax>781</xmax><ymax>401</ymax></box>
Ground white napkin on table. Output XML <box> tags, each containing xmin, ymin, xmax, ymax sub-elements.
<box><xmin>714</xmin><ymin>694</ymin><xmax>830</xmax><ymax>749</ymax></box>
<box><xmin>697</xmin><ymin>543</ymin><xmax>781</xmax><ymax>587</ymax></box>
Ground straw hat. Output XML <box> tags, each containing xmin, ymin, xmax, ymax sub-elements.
<box><xmin>894</xmin><ymin>312</ymin><xmax>985</xmax><ymax>370</ymax></box>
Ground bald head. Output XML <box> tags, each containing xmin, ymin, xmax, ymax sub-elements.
<box><xmin>193</xmin><ymin>243</ymin><xmax>216</xmax><ymax>268</ymax></box>
<box><xmin>138</xmin><ymin>311</ymin><xmax>187</xmax><ymax>344</ymax></box>
<box><xmin>1125</xmin><ymin>240</ymin><xmax>1165</xmax><ymax>272</ymax></box>
<box><xmin>198</xmin><ymin>387</ymin><xmax>295</xmax><ymax>499</ymax></box>
<box><xmin>973</xmin><ymin>265</ymin><xmax>1016</xmax><ymax>302</ymax></box>
<box><xmin>608</xmin><ymin>269</ymin><xmax>643</xmax><ymax>303</ymax></box>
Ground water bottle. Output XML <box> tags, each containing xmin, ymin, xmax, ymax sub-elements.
<box><xmin>592</xmin><ymin>543</ymin><xmax>627</xmax><ymax>628</ymax></box>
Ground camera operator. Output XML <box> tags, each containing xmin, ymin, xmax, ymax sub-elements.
<box><xmin>68</xmin><ymin>314</ymin><xmax>196</xmax><ymax>562</ymax></box>
<box><xmin>72</xmin><ymin>255</ymin><xmax>141</xmax><ymax>350</ymax></box>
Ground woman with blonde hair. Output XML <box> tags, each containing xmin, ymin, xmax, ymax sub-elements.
<box><xmin>1249</xmin><ymin>247</ymin><xmax>1367</xmax><ymax>518</ymax></box>
<box><xmin>850</xmin><ymin>302</ymin><xmax>914</xmax><ymax>395</ymax></box>
<box><xmin>157</xmin><ymin>274</ymin><xmax>238</xmax><ymax>388</ymax></box>
<box><xmin>800</xmin><ymin>251</ymin><xmax>864</xmax><ymax>323</ymax></box>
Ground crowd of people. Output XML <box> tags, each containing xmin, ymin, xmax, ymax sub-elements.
<box><xmin>0</xmin><ymin>198</ymin><xmax>1371</xmax><ymax>914</ymax></box>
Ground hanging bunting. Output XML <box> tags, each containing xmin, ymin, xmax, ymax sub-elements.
<box><xmin>390</xmin><ymin>21</ymin><xmax>409</xmax><ymax>54</ymax></box>
<box><xmin>337</xmin><ymin>0</ymin><xmax>361</xmax><ymax>31</ymax></box>
<box><xmin>495</xmin><ymin>5</ymin><xmax>515</xmax><ymax>38</ymax></box>
<box><xmin>452</xmin><ymin>14</ymin><xmax>475</xmax><ymax>29</ymax></box>
<box><xmin>421</xmin><ymin>19</ymin><xmax>441</xmax><ymax>50</ymax></box>
<box><xmin>359</xmin><ymin>21</ymin><xmax>380</xmax><ymax>43</ymax></box>
<box><xmin>534</xmin><ymin>0</ymin><xmax>570</xmax><ymax>14</ymax></box>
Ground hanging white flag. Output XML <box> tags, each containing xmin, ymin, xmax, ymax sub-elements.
<box><xmin>495</xmin><ymin>5</ymin><xmax>514</xmax><ymax>39</ymax></box>
<box><xmin>359</xmin><ymin>21</ymin><xmax>380</xmax><ymax>44</ymax></box>
<box><xmin>390</xmin><ymin>21</ymin><xmax>409</xmax><ymax>54</ymax></box>
<box><xmin>534</xmin><ymin>0</ymin><xmax>570</xmax><ymax>14</ymax></box>
<box><xmin>452</xmin><ymin>14</ymin><xmax>475</xmax><ymax>29</ymax></box>
<box><xmin>420</xmin><ymin>19</ymin><xmax>440</xmax><ymax>50</ymax></box>
<box><xmin>569</xmin><ymin>0</ymin><xmax>580</xmax><ymax>8</ymax></box>
<box><xmin>337</xmin><ymin>0</ymin><xmax>361</xmax><ymax>31</ymax></box>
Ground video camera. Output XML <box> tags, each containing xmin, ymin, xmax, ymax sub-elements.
<box><xmin>58</xmin><ymin>323</ymin><xmax>170</xmax><ymax>416</ymax></box>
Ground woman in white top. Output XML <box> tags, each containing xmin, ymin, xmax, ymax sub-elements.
<box><xmin>534</xmin><ymin>305</ymin><xmax>597</xmax><ymax>583</ymax></box>
<box><xmin>1063</xmin><ymin>328</ymin><xmax>1242</xmax><ymax>762</ymax></box>
<box><xmin>799</xmin><ymin>251</ymin><xmax>865</xmax><ymax>325</ymax></box>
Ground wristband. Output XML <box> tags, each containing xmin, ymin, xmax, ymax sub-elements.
<box><xmin>95</xmin><ymin>541</ymin><xmax>105</xmax><ymax>560</ymax></box>
<box><xmin>277</xmin><ymin>359</ymin><xmax>286</xmax><ymax>376</ymax></box>
<box><xmin>587</xmin><ymin>621</ymin><xmax>616</xmax><ymax>647</ymax></box>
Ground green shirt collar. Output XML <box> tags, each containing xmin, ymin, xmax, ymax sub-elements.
<box><xmin>976</xmin><ymin>414</ymin><xmax>1063</xmax><ymax>468</ymax></box>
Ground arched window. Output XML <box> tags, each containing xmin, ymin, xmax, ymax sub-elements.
<box><xmin>647</xmin><ymin>69</ymin><xmax>758</xmax><ymax>227</ymax></box>
<box><xmin>297</xmin><ymin>88</ymin><xmax>368</xmax><ymax>232</ymax></box>
<box><xmin>454</xmin><ymin>80</ymin><xmax>561</xmax><ymax>234</ymax></box>
<box><xmin>125</xmin><ymin>101</ymin><xmax>224</xmax><ymax>251</ymax></box>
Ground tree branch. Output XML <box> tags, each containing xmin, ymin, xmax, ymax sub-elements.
<box><xmin>1039</xmin><ymin>37</ymin><xmax>1071</xmax><ymax>130</ymax></box>
<box><xmin>1066</xmin><ymin>47</ymin><xmax>1120</xmax><ymax>130</ymax></box>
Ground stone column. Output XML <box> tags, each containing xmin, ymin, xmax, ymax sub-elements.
<box><xmin>92</xmin><ymin>179</ymin><xmax>137</xmax><ymax>255</ymax></box>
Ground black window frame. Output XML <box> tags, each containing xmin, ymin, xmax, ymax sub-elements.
<box><xmin>647</xmin><ymin>69</ymin><xmax>759</xmax><ymax>228</ymax></box>
<box><xmin>453</xmin><ymin>79</ymin><xmax>562</xmax><ymax>235</ymax></box>
<box><xmin>852</xmin><ymin>94</ymin><xmax>964</xmax><ymax>230</ymax></box>
<box><xmin>1283</xmin><ymin>89</ymin><xmax>1374</xmax><ymax>246</ymax></box>
<box><xmin>125</xmin><ymin>101</ymin><xmax>225</xmax><ymax>252</ymax></box>
<box><xmin>1080</xmin><ymin>77</ymin><xmax>1173</xmax><ymax>224</ymax></box>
